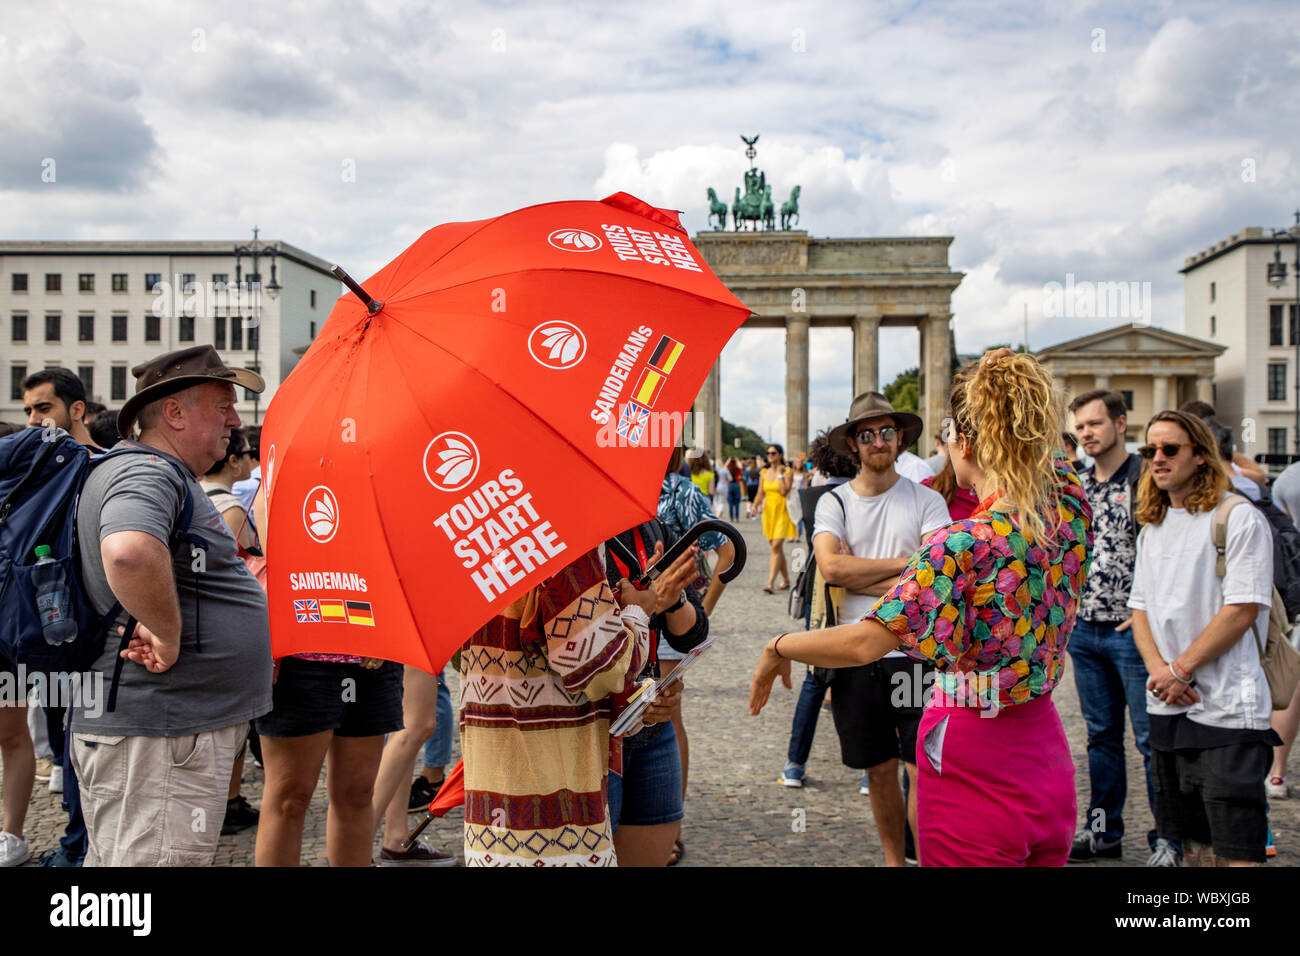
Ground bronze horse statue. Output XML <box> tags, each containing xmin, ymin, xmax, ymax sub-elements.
<box><xmin>780</xmin><ymin>185</ymin><xmax>801</xmax><ymax>230</ymax></box>
<box><xmin>733</xmin><ymin>186</ymin><xmax>765</xmax><ymax>231</ymax></box>
<box><xmin>706</xmin><ymin>187</ymin><xmax>727</xmax><ymax>230</ymax></box>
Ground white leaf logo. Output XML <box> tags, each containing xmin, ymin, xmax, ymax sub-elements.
<box><xmin>528</xmin><ymin>320</ymin><xmax>586</xmax><ymax>369</ymax></box>
<box><xmin>423</xmin><ymin>432</ymin><xmax>481</xmax><ymax>492</ymax></box>
<box><xmin>547</xmin><ymin>228</ymin><xmax>602</xmax><ymax>252</ymax></box>
<box><xmin>301</xmin><ymin>485</ymin><xmax>339</xmax><ymax>543</ymax></box>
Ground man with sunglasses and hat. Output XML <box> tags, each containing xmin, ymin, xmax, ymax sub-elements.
<box><xmin>812</xmin><ymin>392</ymin><xmax>949</xmax><ymax>866</ymax></box>
<box><xmin>69</xmin><ymin>346</ymin><xmax>274</xmax><ymax>866</ymax></box>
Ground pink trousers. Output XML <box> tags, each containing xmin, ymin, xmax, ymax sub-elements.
<box><xmin>915</xmin><ymin>692</ymin><xmax>1076</xmax><ymax>866</ymax></box>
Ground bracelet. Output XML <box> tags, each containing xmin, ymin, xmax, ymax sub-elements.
<box><xmin>1169</xmin><ymin>660</ymin><xmax>1193</xmax><ymax>684</ymax></box>
<box><xmin>773</xmin><ymin>634</ymin><xmax>787</xmax><ymax>659</ymax></box>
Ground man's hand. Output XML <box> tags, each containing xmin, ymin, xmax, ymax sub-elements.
<box><xmin>650</xmin><ymin>544</ymin><xmax>699</xmax><ymax>614</ymax></box>
<box><xmin>1147</xmin><ymin>661</ymin><xmax>1201</xmax><ymax>706</ymax></box>
<box><xmin>119</xmin><ymin>621</ymin><xmax>179</xmax><ymax>674</ymax></box>
<box><xmin>750</xmin><ymin>637</ymin><xmax>793</xmax><ymax>715</ymax></box>
<box><xmin>1116</xmin><ymin>617</ymin><xmax>1133</xmax><ymax>633</ymax></box>
<box><xmin>617</xmin><ymin>578</ymin><xmax>657</xmax><ymax>617</ymax></box>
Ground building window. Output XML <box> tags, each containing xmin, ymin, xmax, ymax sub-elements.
<box><xmin>145</xmin><ymin>314</ymin><xmax>161</xmax><ymax>342</ymax></box>
<box><xmin>45</xmin><ymin>313</ymin><xmax>60</xmax><ymax>342</ymax></box>
<box><xmin>310</xmin><ymin>320</ymin><xmax>316</xmax><ymax>339</ymax></box>
<box><xmin>1270</xmin><ymin>428</ymin><xmax>1288</xmax><ymax>457</ymax></box>
<box><xmin>230</xmin><ymin>318</ymin><xmax>243</xmax><ymax>351</ymax></box>
<box><xmin>214</xmin><ymin>315</ymin><xmax>226</xmax><ymax>350</ymax></box>
<box><xmin>111</xmin><ymin>273</ymin><xmax>127</xmax><ymax>292</ymax></box>
<box><xmin>1210</xmin><ymin>315</ymin><xmax>1216</xmax><ymax>336</ymax></box>
<box><xmin>178</xmin><ymin>315</ymin><xmax>195</xmax><ymax>342</ymax></box>
<box><xmin>1269</xmin><ymin>363</ymin><xmax>1287</xmax><ymax>401</ymax></box>
<box><xmin>11</xmin><ymin>365</ymin><xmax>26</xmax><ymax>401</ymax></box>
<box><xmin>78</xmin><ymin>314</ymin><xmax>94</xmax><ymax>342</ymax></box>
<box><xmin>45</xmin><ymin>273</ymin><xmax>61</xmax><ymax>293</ymax></box>
<box><xmin>12</xmin><ymin>273</ymin><xmax>27</xmax><ymax>292</ymax></box>
<box><xmin>1121</xmin><ymin>390</ymin><xmax>1134</xmax><ymax>410</ymax></box>
<box><xmin>78</xmin><ymin>273</ymin><xmax>94</xmax><ymax>293</ymax></box>
<box><xmin>1272</xmin><ymin>304</ymin><xmax>1284</xmax><ymax>346</ymax></box>
<box><xmin>11</xmin><ymin>314</ymin><xmax>27</xmax><ymax>342</ymax></box>
<box><xmin>1209</xmin><ymin>281</ymin><xmax>1216</xmax><ymax>303</ymax></box>
<box><xmin>212</xmin><ymin>273</ymin><xmax>229</xmax><ymax>290</ymax></box>
<box><xmin>310</xmin><ymin>289</ymin><xmax>317</xmax><ymax>308</ymax></box>
<box><xmin>180</xmin><ymin>273</ymin><xmax>196</xmax><ymax>293</ymax></box>
<box><xmin>1293</xmin><ymin>305</ymin><xmax>1299</xmax><ymax>348</ymax></box>
<box><xmin>111</xmin><ymin>314</ymin><xmax>127</xmax><ymax>342</ymax></box>
<box><xmin>247</xmin><ymin>324</ymin><xmax>259</xmax><ymax>352</ymax></box>
<box><xmin>145</xmin><ymin>273</ymin><xmax>162</xmax><ymax>293</ymax></box>
<box><xmin>77</xmin><ymin>365</ymin><xmax>94</xmax><ymax>397</ymax></box>
<box><xmin>110</xmin><ymin>366</ymin><xmax>127</xmax><ymax>401</ymax></box>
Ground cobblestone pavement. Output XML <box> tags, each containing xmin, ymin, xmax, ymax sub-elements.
<box><xmin>9</xmin><ymin>517</ymin><xmax>1299</xmax><ymax>866</ymax></box>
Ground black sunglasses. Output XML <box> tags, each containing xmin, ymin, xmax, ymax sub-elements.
<box><xmin>1139</xmin><ymin>442</ymin><xmax>1194</xmax><ymax>460</ymax></box>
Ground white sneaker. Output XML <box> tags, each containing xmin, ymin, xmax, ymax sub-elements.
<box><xmin>1147</xmin><ymin>838</ymin><xmax>1183</xmax><ymax>867</ymax></box>
<box><xmin>49</xmin><ymin>765</ymin><xmax>63</xmax><ymax>794</ymax></box>
<box><xmin>1266</xmin><ymin>775</ymin><xmax>1289</xmax><ymax>799</ymax></box>
<box><xmin>33</xmin><ymin>756</ymin><xmax>53</xmax><ymax>782</ymax></box>
<box><xmin>0</xmin><ymin>832</ymin><xmax>30</xmax><ymax>867</ymax></box>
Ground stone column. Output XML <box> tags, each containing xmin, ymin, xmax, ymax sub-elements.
<box><xmin>921</xmin><ymin>313</ymin><xmax>953</xmax><ymax>447</ymax></box>
<box><xmin>1093</xmin><ymin>373</ymin><xmax>1110</xmax><ymax>390</ymax></box>
<box><xmin>852</xmin><ymin>314</ymin><xmax>881</xmax><ymax>396</ymax></box>
<box><xmin>786</xmin><ymin>314</ymin><xmax>810</xmax><ymax>455</ymax></box>
<box><xmin>1152</xmin><ymin>374</ymin><xmax>1170</xmax><ymax>413</ymax></box>
<box><xmin>1197</xmin><ymin>374</ymin><xmax>1213</xmax><ymax>403</ymax></box>
<box><xmin>691</xmin><ymin>359</ymin><xmax>722</xmax><ymax>455</ymax></box>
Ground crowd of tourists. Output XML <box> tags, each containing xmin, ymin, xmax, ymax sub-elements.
<box><xmin>3</xmin><ymin>343</ymin><xmax>1298</xmax><ymax>868</ymax></box>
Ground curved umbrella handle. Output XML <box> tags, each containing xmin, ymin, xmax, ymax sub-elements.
<box><xmin>639</xmin><ymin>519</ymin><xmax>747</xmax><ymax>587</ymax></box>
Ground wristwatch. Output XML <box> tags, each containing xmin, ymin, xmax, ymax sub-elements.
<box><xmin>664</xmin><ymin>590</ymin><xmax>687</xmax><ymax>614</ymax></box>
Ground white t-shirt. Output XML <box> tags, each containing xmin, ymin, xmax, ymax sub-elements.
<box><xmin>814</xmin><ymin>477</ymin><xmax>950</xmax><ymax>658</ymax></box>
<box><xmin>895</xmin><ymin>451</ymin><xmax>934</xmax><ymax>483</ymax></box>
<box><xmin>1128</xmin><ymin>499</ymin><xmax>1274</xmax><ymax>730</ymax></box>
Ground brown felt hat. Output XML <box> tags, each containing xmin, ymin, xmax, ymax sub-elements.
<box><xmin>118</xmin><ymin>345</ymin><xmax>264</xmax><ymax>438</ymax></box>
<box><xmin>827</xmin><ymin>391</ymin><xmax>924</xmax><ymax>456</ymax></box>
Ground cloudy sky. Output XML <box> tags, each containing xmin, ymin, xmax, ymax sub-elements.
<box><xmin>3</xmin><ymin>0</ymin><xmax>1298</xmax><ymax>445</ymax></box>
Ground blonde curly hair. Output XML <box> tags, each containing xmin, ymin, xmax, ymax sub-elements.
<box><xmin>949</xmin><ymin>353</ymin><xmax>1068</xmax><ymax>549</ymax></box>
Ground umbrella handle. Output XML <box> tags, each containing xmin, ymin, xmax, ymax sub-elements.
<box><xmin>605</xmin><ymin>535</ymin><xmax>643</xmax><ymax>580</ymax></box>
<box><xmin>402</xmin><ymin>811</ymin><xmax>435</xmax><ymax>851</ymax></box>
<box><xmin>637</xmin><ymin>519</ymin><xmax>747</xmax><ymax>586</ymax></box>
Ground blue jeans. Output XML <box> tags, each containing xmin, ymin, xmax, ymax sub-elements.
<box><xmin>727</xmin><ymin>484</ymin><xmax>741</xmax><ymax>520</ymax></box>
<box><xmin>422</xmin><ymin>669</ymin><xmax>454</xmax><ymax>771</ymax></box>
<box><xmin>1069</xmin><ymin>618</ymin><xmax>1155</xmax><ymax>844</ymax></box>
<box><xmin>785</xmin><ymin>667</ymin><xmax>831</xmax><ymax>768</ymax></box>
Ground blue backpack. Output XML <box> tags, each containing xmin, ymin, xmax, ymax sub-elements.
<box><xmin>0</xmin><ymin>428</ymin><xmax>202</xmax><ymax>710</ymax></box>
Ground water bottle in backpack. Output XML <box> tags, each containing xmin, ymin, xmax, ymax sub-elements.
<box><xmin>33</xmin><ymin>545</ymin><xmax>77</xmax><ymax>645</ymax></box>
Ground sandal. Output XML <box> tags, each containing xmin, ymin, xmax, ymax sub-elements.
<box><xmin>762</xmin><ymin>586</ymin><xmax>774</xmax><ymax>594</ymax></box>
<box><xmin>667</xmin><ymin>838</ymin><xmax>684</xmax><ymax>866</ymax></box>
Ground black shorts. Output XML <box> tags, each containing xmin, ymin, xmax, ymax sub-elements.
<box><xmin>254</xmin><ymin>657</ymin><xmax>404</xmax><ymax>739</ymax></box>
<box><xmin>829</xmin><ymin>658</ymin><xmax>928</xmax><ymax>770</ymax></box>
<box><xmin>1152</xmin><ymin>741</ymin><xmax>1271</xmax><ymax>863</ymax></box>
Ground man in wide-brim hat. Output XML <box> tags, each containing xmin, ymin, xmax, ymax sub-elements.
<box><xmin>802</xmin><ymin>390</ymin><xmax>949</xmax><ymax>866</ymax></box>
<box><xmin>69</xmin><ymin>345</ymin><xmax>273</xmax><ymax>867</ymax></box>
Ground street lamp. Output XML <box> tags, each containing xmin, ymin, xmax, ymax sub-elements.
<box><xmin>233</xmin><ymin>227</ymin><xmax>281</xmax><ymax>423</ymax></box>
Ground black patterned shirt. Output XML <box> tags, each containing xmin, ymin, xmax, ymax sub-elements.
<box><xmin>1077</xmin><ymin>454</ymin><xmax>1141</xmax><ymax>623</ymax></box>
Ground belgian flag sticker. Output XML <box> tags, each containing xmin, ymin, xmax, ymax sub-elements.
<box><xmin>648</xmin><ymin>335</ymin><xmax>684</xmax><ymax>374</ymax></box>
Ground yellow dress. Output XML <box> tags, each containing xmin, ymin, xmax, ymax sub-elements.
<box><xmin>760</xmin><ymin>468</ymin><xmax>798</xmax><ymax>540</ymax></box>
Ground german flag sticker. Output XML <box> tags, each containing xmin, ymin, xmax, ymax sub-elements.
<box><xmin>346</xmin><ymin>601</ymin><xmax>375</xmax><ymax>627</ymax></box>
<box><xmin>648</xmin><ymin>335</ymin><xmax>684</xmax><ymax>374</ymax></box>
<box><xmin>632</xmin><ymin>368</ymin><xmax>665</xmax><ymax>408</ymax></box>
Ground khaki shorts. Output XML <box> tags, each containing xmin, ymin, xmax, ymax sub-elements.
<box><xmin>71</xmin><ymin>722</ymin><xmax>247</xmax><ymax>867</ymax></box>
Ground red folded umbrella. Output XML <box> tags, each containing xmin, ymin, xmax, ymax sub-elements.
<box><xmin>261</xmin><ymin>192</ymin><xmax>750</xmax><ymax>671</ymax></box>
<box><xmin>427</xmin><ymin>758</ymin><xmax>465</xmax><ymax>817</ymax></box>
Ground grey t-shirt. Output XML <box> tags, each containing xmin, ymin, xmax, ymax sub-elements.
<box><xmin>72</xmin><ymin>442</ymin><xmax>273</xmax><ymax>737</ymax></box>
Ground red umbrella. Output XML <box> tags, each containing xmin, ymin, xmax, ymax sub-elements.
<box><xmin>261</xmin><ymin>193</ymin><xmax>750</xmax><ymax>671</ymax></box>
<box><xmin>427</xmin><ymin>759</ymin><xmax>465</xmax><ymax>817</ymax></box>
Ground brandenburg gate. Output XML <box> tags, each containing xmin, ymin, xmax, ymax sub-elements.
<box><xmin>692</xmin><ymin>137</ymin><xmax>963</xmax><ymax>456</ymax></box>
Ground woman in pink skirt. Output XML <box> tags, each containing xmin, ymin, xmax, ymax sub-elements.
<box><xmin>751</xmin><ymin>350</ymin><xmax>1092</xmax><ymax>866</ymax></box>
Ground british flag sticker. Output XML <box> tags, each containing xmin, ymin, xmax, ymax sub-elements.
<box><xmin>295</xmin><ymin>599</ymin><xmax>321</xmax><ymax>623</ymax></box>
<box><xmin>616</xmin><ymin>400</ymin><xmax>651</xmax><ymax>445</ymax></box>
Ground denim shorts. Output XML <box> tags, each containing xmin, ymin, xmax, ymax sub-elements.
<box><xmin>254</xmin><ymin>657</ymin><xmax>404</xmax><ymax>738</ymax></box>
<box><xmin>608</xmin><ymin>721</ymin><xmax>683</xmax><ymax>831</ymax></box>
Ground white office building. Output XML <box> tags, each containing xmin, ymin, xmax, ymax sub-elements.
<box><xmin>1</xmin><ymin>240</ymin><xmax>339</xmax><ymax>425</ymax></box>
<box><xmin>1181</xmin><ymin>225</ymin><xmax>1300</xmax><ymax>466</ymax></box>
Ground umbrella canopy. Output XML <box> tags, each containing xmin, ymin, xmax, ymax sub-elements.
<box><xmin>427</xmin><ymin>759</ymin><xmax>465</xmax><ymax>818</ymax></box>
<box><xmin>261</xmin><ymin>192</ymin><xmax>750</xmax><ymax>670</ymax></box>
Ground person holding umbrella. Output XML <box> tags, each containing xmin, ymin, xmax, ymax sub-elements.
<box><xmin>750</xmin><ymin>350</ymin><xmax>1092</xmax><ymax>866</ymax></box>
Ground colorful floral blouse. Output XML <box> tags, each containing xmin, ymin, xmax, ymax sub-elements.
<box><xmin>865</xmin><ymin>458</ymin><xmax>1093</xmax><ymax>710</ymax></box>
